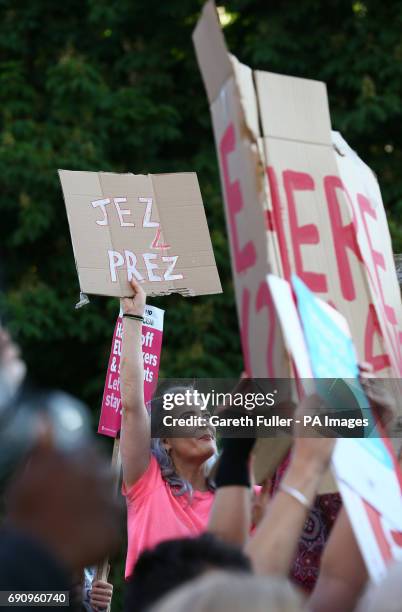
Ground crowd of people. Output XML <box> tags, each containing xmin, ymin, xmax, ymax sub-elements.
<box><xmin>0</xmin><ymin>276</ymin><xmax>400</xmax><ymax>612</ymax></box>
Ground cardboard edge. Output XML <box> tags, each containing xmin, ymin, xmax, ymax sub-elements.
<box><xmin>58</xmin><ymin>169</ymin><xmax>85</xmax><ymax>296</ymax></box>
<box><xmin>192</xmin><ymin>0</ymin><xmax>233</xmax><ymax>105</ymax></box>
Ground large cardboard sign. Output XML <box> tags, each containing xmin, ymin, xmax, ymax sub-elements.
<box><xmin>258</xmin><ymin>82</ymin><xmax>402</xmax><ymax>375</ymax></box>
<box><xmin>193</xmin><ymin>1</ymin><xmax>291</xmax><ymax>481</ymax></box>
<box><xmin>58</xmin><ymin>170</ymin><xmax>222</xmax><ymax>298</ymax></box>
<box><xmin>98</xmin><ymin>304</ymin><xmax>164</xmax><ymax>437</ymax></box>
<box><xmin>193</xmin><ymin>0</ymin><xmax>402</xmax><ymax>376</ymax></box>
<box><xmin>332</xmin><ymin>132</ymin><xmax>402</xmax><ymax>375</ymax></box>
<box><xmin>193</xmin><ymin>1</ymin><xmax>402</xmax><ymax>480</ymax></box>
<box><xmin>339</xmin><ymin>480</ymin><xmax>402</xmax><ymax>583</ymax></box>
<box><xmin>193</xmin><ymin>2</ymin><xmax>288</xmax><ymax>381</ymax></box>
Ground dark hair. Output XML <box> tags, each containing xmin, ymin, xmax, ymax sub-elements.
<box><xmin>124</xmin><ymin>534</ymin><xmax>251</xmax><ymax>612</ymax></box>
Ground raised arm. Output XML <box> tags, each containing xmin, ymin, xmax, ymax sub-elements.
<box><xmin>245</xmin><ymin>394</ymin><xmax>335</xmax><ymax>576</ymax></box>
<box><xmin>308</xmin><ymin>508</ymin><xmax>367</xmax><ymax>612</ymax></box>
<box><xmin>208</xmin><ymin>376</ymin><xmax>257</xmax><ymax>547</ymax></box>
<box><xmin>208</xmin><ymin>436</ymin><xmax>255</xmax><ymax>547</ymax></box>
<box><xmin>120</xmin><ymin>278</ymin><xmax>151</xmax><ymax>489</ymax></box>
<box><xmin>309</xmin><ymin>367</ymin><xmax>393</xmax><ymax>612</ymax></box>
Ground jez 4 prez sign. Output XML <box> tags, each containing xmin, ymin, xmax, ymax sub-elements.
<box><xmin>58</xmin><ymin>170</ymin><xmax>222</xmax><ymax>298</ymax></box>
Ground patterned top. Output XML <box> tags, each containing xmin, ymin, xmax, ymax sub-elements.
<box><xmin>271</xmin><ymin>452</ymin><xmax>342</xmax><ymax>592</ymax></box>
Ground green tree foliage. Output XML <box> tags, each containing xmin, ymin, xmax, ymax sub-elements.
<box><xmin>1</xmin><ymin>0</ymin><xmax>401</xmax><ymax>403</ymax></box>
<box><xmin>0</xmin><ymin>0</ymin><xmax>245</xmax><ymax>407</ymax></box>
<box><xmin>0</xmin><ymin>0</ymin><xmax>401</xmax><ymax>605</ymax></box>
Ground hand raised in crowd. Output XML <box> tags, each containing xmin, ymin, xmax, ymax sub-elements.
<box><xmin>120</xmin><ymin>276</ymin><xmax>152</xmax><ymax>490</ymax></box>
<box><xmin>121</xmin><ymin>277</ymin><xmax>146</xmax><ymax>317</ymax></box>
<box><xmin>90</xmin><ymin>579</ymin><xmax>113</xmax><ymax>611</ymax></box>
<box><xmin>246</xmin><ymin>393</ymin><xmax>336</xmax><ymax>577</ymax></box>
<box><xmin>207</xmin><ymin>371</ymin><xmax>258</xmax><ymax>546</ymax></box>
<box><xmin>250</xmin><ymin>475</ymin><xmax>271</xmax><ymax>529</ymax></box>
<box><xmin>292</xmin><ymin>393</ymin><xmax>336</xmax><ymax>473</ymax></box>
<box><xmin>359</xmin><ymin>362</ymin><xmax>397</xmax><ymax>433</ymax></box>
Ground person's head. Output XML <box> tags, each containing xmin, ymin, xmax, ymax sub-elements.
<box><xmin>357</xmin><ymin>561</ymin><xmax>402</xmax><ymax>612</ymax></box>
<box><xmin>149</xmin><ymin>571</ymin><xmax>302</xmax><ymax>612</ymax></box>
<box><xmin>125</xmin><ymin>534</ymin><xmax>251</xmax><ymax>612</ymax></box>
<box><xmin>6</xmin><ymin>443</ymin><xmax>122</xmax><ymax>572</ymax></box>
<box><xmin>150</xmin><ymin>384</ymin><xmax>217</xmax><ymax>495</ymax></box>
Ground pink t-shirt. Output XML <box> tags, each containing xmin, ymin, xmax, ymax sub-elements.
<box><xmin>123</xmin><ymin>454</ymin><xmax>214</xmax><ymax>578</ymax></box>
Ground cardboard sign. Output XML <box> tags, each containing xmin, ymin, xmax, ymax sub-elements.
<box><xmin>332</xmin><ymin>132</ymin><xmax>402</xmax><ymax>375</ymax></box>
<box><xmin>267</xmin><ymin>275</ymin><xmax>313</xmax><ymax>379</ymax></box>
<box><xmin>58</xmin><ymin>170</ymin><xmax>222</xmax><ymax>298</ymax></box>
<box><xmin>193</xmin><ymin>2</ymin><xmax>288</xmax><ymax>381</ymax></box>
<box><xmin>339</xmin><ymin>480</ymin><xmax>402</xmax><ymax>583</ymax></box>
<box><xmin>193</xmin><ymin>1</ymin><xmax>291</xmax><ymax>482</ymax></box>
<box><xmin>292</xmin><ymin>275</ymin><xmax>365</xmax><ymax>381</ymax></box>
<box><xmin>193</xmin><ymin>1</ymin><xmax>402</xmax><ymax>482</ymax></box>
<box><xmin>257</xmin><ymin>87</ymin><xmax>402</xmax><ymax>376</ymax></box>
<box><xmin>193</xmin><ymin>0</ymin><xmax>402</xmax><ymax>371</ymax></box>
<box><xmin>98</xmin><ymin>304</ymin><xmax>164</xmax><ymax>437</ymax></box>
<box><xmin>267</xmin><ymin>273</ymin><xmax>336</xmax><ymax>494</ymax></box>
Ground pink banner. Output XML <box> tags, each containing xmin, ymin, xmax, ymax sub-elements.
<box><xmin>98</xmin><ymin>304</ymin><xmax>164</xmax><ymax>437</ymax></box>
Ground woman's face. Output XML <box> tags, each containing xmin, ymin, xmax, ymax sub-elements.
<box><xmin>163</xmin><ymin>403</ymin><xmax>217</xmax><ymax>463</ymax></box>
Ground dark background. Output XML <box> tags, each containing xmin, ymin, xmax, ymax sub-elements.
<box><xmin>0</xmin><ymin>0</ymin><xmax>401</xmax><ymax>606</ymax></box>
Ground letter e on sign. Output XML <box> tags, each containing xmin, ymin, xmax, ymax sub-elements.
<box><xmin>114</xmin><ymin>197</ymin><xmax>134</xmax><ymax>227</ymax></box>
<box><xmin>219</xmin><ymin>123</ymin><xmax>256</xmax><ymax>274</ymax></box>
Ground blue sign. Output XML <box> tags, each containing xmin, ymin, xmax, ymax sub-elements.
<box><xmin>292</xmin><ymin>275</ymin><xmax>392</xmax><ymax>469</ymax></box>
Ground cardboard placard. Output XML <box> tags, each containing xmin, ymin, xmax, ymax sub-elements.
<box><xmin>98</xmin><ymin>304</ymin><xmax>164</xmax><ymax>437</ymax></box>
<box><xmin>339</xmin><ymin>480</ymin><xmax>402</xmax><ymax>583</ymax></box>
<box><xmin>257</xmin><ymin>75</ymin><xmax>402</xmax><ymax>375</ymax></box>
<box><xmin>193</xmin><ymin>2</ymin><xmax>288</xmax><ymax>381</ymax></box>
<box><xmin>331</xmin><ymin>132</ymin><xmax>402</xmax><ymax>375</ymax></box>
<box><xmin>58</xmin><ymin>170</ymin><xmax>222</xmax><ymax>298</ymax></box>
<box><xmin>267</xmin><ymin>275</ymin><xmax>313</xmax><ymax>380</ymax></box>
<box><xmin>193</xmin><ymin>2</ymin><xmax>292</xmax><ymax>482</ymax></box>
<box><xmin>267</xmin><ymin>273</ymin><xmax>336</xmax><ymax>495</ymax></box>
<box><xmin>193</xmin><ymin>1</ymin><xmax>402</xmax><ymax>483</ymax></box>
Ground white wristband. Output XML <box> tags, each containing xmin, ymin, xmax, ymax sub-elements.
<box><xmin>279</xmin><ymin>483</ymin><xmax>311</xmax><ymax>509</ymax></box>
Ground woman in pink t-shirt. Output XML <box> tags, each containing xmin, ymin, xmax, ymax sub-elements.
<box><xmin>120</xmin><ymin>279</ymin><xmax>217</xmax><ymax>579</ymax></box>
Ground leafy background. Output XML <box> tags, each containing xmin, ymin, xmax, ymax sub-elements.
<box><xmin>0</xmin><ymin>0</ymin><xmax>401</xmax><ymax>607</ymax></box>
